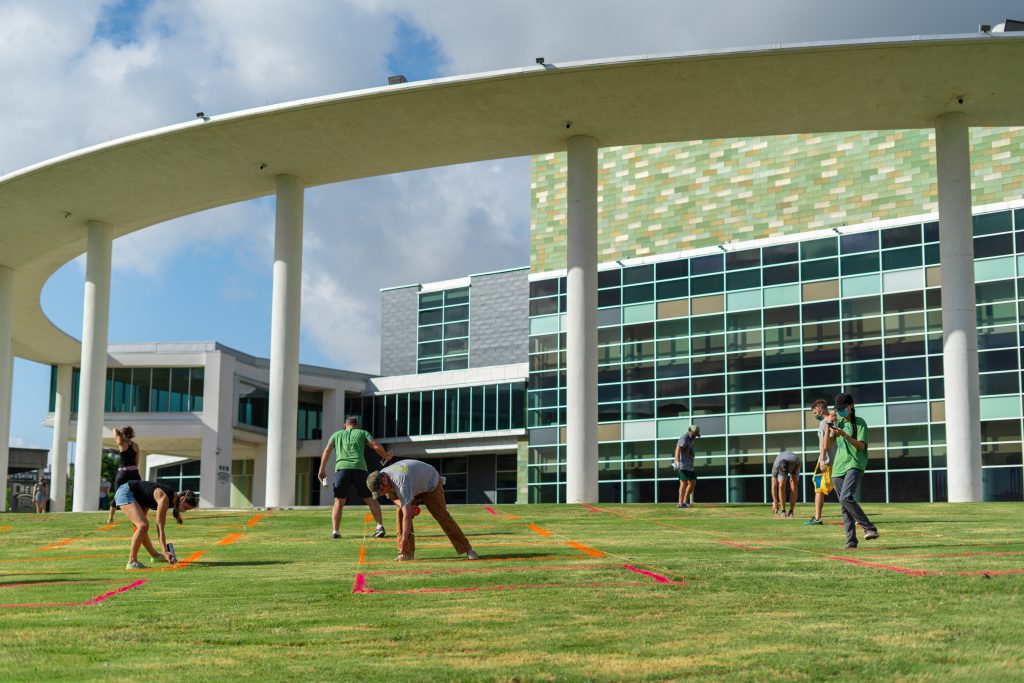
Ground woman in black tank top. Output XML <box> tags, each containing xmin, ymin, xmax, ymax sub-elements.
<box><xmin>112</xmin><ymin>478</ymin><xmax>199</xmax><ymax>570</ymax></box>
<box><xmin>107</xmin><ymin>426</ymin><xmax>143</xmax><ymax>523</ymax></box>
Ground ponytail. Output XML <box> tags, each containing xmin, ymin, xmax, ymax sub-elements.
<box><xmin>172</xmin><ymin>496</ymin><xmax>184</xmax><ymax>525</ymax></box>
<box><xmin>848</xmin><ymin>406</ymin><xmax>857</xmax><ymax>440</ymax></box>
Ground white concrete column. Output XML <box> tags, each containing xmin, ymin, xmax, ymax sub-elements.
<box><xmin>935</xmin><ymin>112</ymin><xmax>982</xmax><ymax>502</ymax></box>
<box><xmin>265</xmin><ymin>174</ymin><xmax>304</xmax><ymax>507</ymax></box>
<box><xmin>0</xmin><ymin>266</ymin><xmax>12</xmax><ymax>512</ymax></box>
<box><xmin>565</xmin><ymin>136</ymin><xmax>599</xmax><ymax>504</ymax></box>
<box><xmin>49</xmin><ymin>364</ymin><xmax>72</xmax><ymax>512</ymax></box>
<box><xmin>72</xmin><ymin>221</ymin><xmax>112</xmax><ymax>512</ymax></box>
<box><xmin>198</xmin><ymin>351</ymin><xmax>235</xmax><ymax>507</ymax></box>
<box><xmin>252</xmin><ymin>443</ymin><xmax>268</xmax><ymax>508</ymax></box>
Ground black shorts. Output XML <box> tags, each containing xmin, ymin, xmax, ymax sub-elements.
<box><xmin>333</xmin><ymin>469</ymin><xmax>372</xmax><ymax>500</ymax></box>
<box><xmin>112</xmin><ymin>468</ymin><xmax>142</xmax><ymax>495</ymax></box>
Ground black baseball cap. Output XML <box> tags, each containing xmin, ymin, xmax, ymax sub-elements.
<box><xmin>834</xmin><ymin>393</ymin><xmax>854</xmax><ymax>410</ymax></box>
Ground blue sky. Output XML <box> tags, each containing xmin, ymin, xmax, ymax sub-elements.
<box><xmin>5</xmin><ymin>0</ymin><xmax>1023</xmax><ymax>455</ymax></box>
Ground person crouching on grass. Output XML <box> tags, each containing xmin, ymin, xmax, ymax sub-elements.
<box><xmin>770</xmin><ymin>449</ymin><xmax>800</xmax><ymax>517</ymax></box>
<box><xmin>113</xmin><ymin>479</ymin><xmax>198</xmax><ymax>569</ymax></box>
<box><xmin>366</xmin><ymin>457</ymin><xmax>480</xmax><ymax>562</ymax></box>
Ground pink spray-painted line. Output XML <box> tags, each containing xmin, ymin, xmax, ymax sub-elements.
<box><xmin>0</xmin><ymin>579</ymin><xmax>147</xmax><ymax>609</ymax></box>
<box><xmin>622</xmin><ymin>564</ymin><xmax>686</xmax><ymax>586</ymax></box>
<box><xmin>483</xmin><ymin>506</ymin><xmax>498</xmax><ymax>515</ymax></box>
<box><xmin>85</xmin><ymin>579</ymin><xmax>147</xmax><ymax>605</ymax></box>
<box><xmin>825</xmin><ymin>555</ymin><xmax>928</xmax><ymax>576</ymax></box>
<box><xmin>352</xmin><ymin>573</ymin><xmax>369</xmax><ymax>593</ymax></box>
<box><xmin>859</xmin><ymin>550</ymin><xmax>1024</xmax><ymax>560</ymax></box>
<box><xmin>719</xmin><ymin>540</ymin><xmax>759</xmax><ymax>551</ymax></box>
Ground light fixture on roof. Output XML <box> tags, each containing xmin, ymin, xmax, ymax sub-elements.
<box><xmin>535</xmin><ymin>57</ymin><xmax>545</xmax><ymax>65</ymax></box>
<box><xmin>387</xmin><ymin>75</ymin><xmax>408</xmax><ymax>85</ymax></box>
<box><xmin>195</xmin><ymin>112</ymin><xmax>210</xmax><ymax>122</ymax></box>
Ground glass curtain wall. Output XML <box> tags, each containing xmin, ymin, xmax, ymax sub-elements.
<box><xmin>417</xmin><ymin>287</ymin><xmax>470</xmax><ymax>372</ymax></box>
<box><xmin>527</xmin><ymin>208</ymin><xmax>1024</xmax><ymax>503</ymax></box>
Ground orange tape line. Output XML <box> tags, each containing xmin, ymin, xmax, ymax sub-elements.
<box><xmin>244</xmin><ymin>514</ymin><xmax>264</xmax><ymax>527</ymax></box>
<box><xmin>567</xmin><ymin>541</ymin><xmax>605</xmax><ymax>558</ymax></box>
<box><xmin>215</xmin><ymin>532</ymin><xmax>243</xmax><ymax>546</ymax></box>
<box><xmin>145</xmin><ymin>550</ymin><xmax>206</xmax><ymax>571</ymax></box>
<box><xmin>364</xmin><ymin>514</ymin><xmax>373</xmax><ymax>523</ymax></box>
<box><xmin>0</xmin><ymin>526</ymin><xmax>12</xmax><ymax>531</ymax></box>
<box><xmin>527</xmin><ymin>524</ymin><xmax>552</xmax><ymax>537</ymax></box>
<box><xmin>36</xmin><ymin>539</ymin><xmax>75</xmax><ymax>551</ymax></box>
<box><xmin>98</xmin><ymin>521</ymin><xmax>123</xmax><ymax>531</ymax></box>
<box><xmin>0</xmin><ymin>554</ymin><xmax>114</xmax><ymax>564</ymax></box>
<box><xmin>359</xmin><ymin>546</ymin><xmax>367</xmax><ymax>565</ymax></box>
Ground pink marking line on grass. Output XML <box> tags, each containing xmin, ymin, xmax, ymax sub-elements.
<box><xmin>719</xmin><ymin>540</ymin><xmax>759</xmax><ymax>551</ymax></box>
<box><xmin>825</xmin><ymin>555</ymin><xmax>927</xmax><ymax>576</ymax></box>
<box><xmin>859</xmin><ymin>550</ymin><xmax>1024</xmax><ymax>560</ymax></box>
<box><xmin>352</xmin><ymin>573</ymin><xmax>369</xmax><ymax>593</ymax></box>
<box><xmin>622</xmin><ymin>564</ymin><xmax>686</xmax><ymax>586</ymax></box>
<box><xmin>484</xmin><ymin>506</ymin><xmax>498</xmax><ymax>515</ymax></box>
<box><xmin>0</xmin><ymin>579</ymin><xmax>147</xmax><ymax>609</ymax></box>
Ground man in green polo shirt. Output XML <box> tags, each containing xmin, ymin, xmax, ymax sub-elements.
<box><xmin>317</xmin><ymin>416</ymin><xmax>388</xmax><ymax>540</ymax></box>
<box><xmin>828</xmin><ymin>392</ymin><xmax>879</xmax><ymax>549</ymax></box>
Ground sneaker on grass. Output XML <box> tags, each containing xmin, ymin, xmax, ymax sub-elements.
<box><xmin>126</xmin><ymin>560</ymin><xmax>148</xmax><ymax>570</ymax></box>
<box><xmin>331</xmin><ymin>531</ymin><xmax>341</xmax><ymax>540</ymax></box>
<box><xmin>373</xmin><ymin>527</ymin><xmax>386</xmax><ymax>538</ymax></box>
<box><xmin>844</xmin><ymin>541</ymin><xmax>858</xmax><ymax>550</ymax></box>
<box><xmin>804</xmin><ymin>518</ymin><xmax>823</xmax><ymax>525</ymax></box>
<box><xmin>864</xmin><ymin>530</ymin><xmax>880</xmax><ymax>540</ymax></box>
<box><xmin>465</xmin><ymin>549</ymin><xmax>481</xmax><ymax>560</ymax></box>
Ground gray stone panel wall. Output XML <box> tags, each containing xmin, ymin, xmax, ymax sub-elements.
<box><xmin>380</xmin><ymin>286</ymin><xmax>419</xmax><ymax>376</ymax></box>
<box><xmin>469</xmin><ymin>270</ymin><xmax>529</xmax><ymax>368</ymax></box>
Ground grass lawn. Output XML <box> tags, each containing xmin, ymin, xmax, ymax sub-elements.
<box><xmin>1</xmin><ymin>502</ymin><xmax>1023</xmax><ymax>681</ymax></box>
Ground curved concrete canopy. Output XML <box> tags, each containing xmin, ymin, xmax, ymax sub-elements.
<box><xmin>2</xmin><ymin>34</ymin><xmax>1023</xmax><ymax>365</ymax></box>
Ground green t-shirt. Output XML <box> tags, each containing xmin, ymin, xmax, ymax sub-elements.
<box><xmin>330</xmin><ymin>429</ymin><xmax>373</xmax><ymax>471</ymax></box>
<box><xmin>831</xmin><ymin>415</ymin><xmax>869</xmax><ymax>478</ymax></box>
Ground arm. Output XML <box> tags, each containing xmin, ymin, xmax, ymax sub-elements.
<box><xmin>818</xmin><ymin>429</ymin><xmax>828</xmax><ymax>469</ymax></box>
<box><xmin>673</xmin><ymin>445</ymin><xmax>681</xmax><ymax>467</ymax></box>
<box><xmin>317</xmin><ymin>440</ymin><xmax>335</xmax><ymax>480</ymax></box>
<box><xmin>368</xmin><ymin>439</ymin><xmax>390</xmax><ymax>462</ymax></box>
<box><xmin>153</xmin><ymin>489</ymin><xmax>173</xmax><ymax>561</ymax></box>
<box><xmin>397</xmin><ymin>503</ymin><xmax>414</xmax><ymax>554</ymax></box>
<box><xmin>830</xmin><ymin>424</ymin><xmax>866</xmax><ymax>452</ymax></box>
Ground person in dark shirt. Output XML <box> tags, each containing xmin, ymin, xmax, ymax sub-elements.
<box><xmin>112</xmin><ymin>479</ymin><xmax>198</xmax><ymax>569</ymax></box>
<box><xmin>107</xmin><ymin>426</ymin><xmax>142</xmax><ymax>524</ymax></box>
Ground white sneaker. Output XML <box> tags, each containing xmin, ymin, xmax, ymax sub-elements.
<box><xmin>465</xmin><ymin>549</ymin><xmax>481</xmax><ymax>560</ymax></box>
<box><xmin>126</xmin><ymin>560</ymin><xmax>148</xmax><ymax>570</ymax></box>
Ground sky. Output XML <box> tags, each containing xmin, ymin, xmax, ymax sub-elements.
<box><xmin>4</xmin><ymin>0</ymin><xmax>1023</xmax><ymax>454</ymax></box>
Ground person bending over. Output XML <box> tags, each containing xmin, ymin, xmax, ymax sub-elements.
<box><xmin>366</xmin><ymin>458</ymin><xmax>479</xmax><ymax>562</ymax></box>
<box><xmin>770</xmin><ymin>449</ymin><xmax>800</xmax><ymax>518</ymax></box>
<box><xmin>107</xmin><ymin>426</ymin><xmax>142</xmax><ymax>524</ymax></box>
<box><xmin>113</xmin><ymin>479</ymin><xmax>198</xmax><ymax>569</ymax></box>
<box><xmin>317</xmin><ymin>416</ymin><xmax>387</xmax><ymax>540</ymax></box>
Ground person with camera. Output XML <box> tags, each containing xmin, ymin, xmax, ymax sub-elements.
<box><xmin>829</xmin><ymin>393</ymin><xmax>879</xmax><ymax>548</ymax></box>
<box><xmin>804</xmin><ymin>398</ymin><xmax>837</xmax><ymax>525</ymax></box>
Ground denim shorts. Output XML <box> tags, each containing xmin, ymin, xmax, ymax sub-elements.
<box><xmin>113</xmin><ymin>483</ymin><xmax>136</xmax><ymax>507</ymax></box>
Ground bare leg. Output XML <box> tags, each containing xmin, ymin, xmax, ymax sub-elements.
<box><xmin>771</xmin><ymin>479</ymin><xmax>780</xmax><ymax>514</ymax></box>
<box><xmin>332</xmin><ymin>498</ymin><xmax>346</xmax><ymax>533</ymax></box>
<box><xmin>788</xmin><ymin>477</ymin><xmax>798</xmax><ymax>515</ymax></box>
<box><xmin>677</xmin><ymin>480</ymin><xmax>686</xmax><ymax>505</ymax></box>
<box><xmin>107</xmin><ymin>501</ymin><xmax>117</xmax><ymax>524</ymax></box>
<box><xmin>121</xmin><ymin>503</ymin><xmax>150</xmax><ymax>564</ymax></box>
<box><xmin>685</xmin><ymin>480</ymin><xmax>696</xmax><ymax>506</ymax></box>
<box><xmin>814</xmin><ymin>491</ymin><xmax>824</xmax><ymax>520</ymax></box>
<box><xmin>363</xmin><ymin>497</ymin><xmax>384</xmax><ymax>527</ymax></box>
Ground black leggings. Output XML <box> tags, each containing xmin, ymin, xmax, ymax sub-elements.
<box><xmin>111</xmin><ymin>469</ymin><xmax>142</xmax><ymax>506</ymax></box>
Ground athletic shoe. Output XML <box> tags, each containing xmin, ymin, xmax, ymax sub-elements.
<box><xmin>126</xmin><ymin>560</ymin><xmax>148</xmax><ymax>570</ymax></box>
<box><xmin>844</xmin><ymin>541</ymin><xmax>858</xmax><ymax>550</ymax></box>
<box><xmin>864</xmin><ymin>530</ymin><xmax>880</xmax><ymax>540</ymax></box>
<box><xmin>331</xmin><ymin>531</ymin><xmax>341</xmax><ymax>540</ymax></box>
<box><xmin>804</xmin><ymin>518</ymin><xmax>823</xmax><ymax>525</ymax></box>
<box><xmin>465</xmin><ymin>549</ymin><xmax>481</xmax><ymax>560</ymax></box>
<box><xmin>373</xmin><ymin>527</ymin><xmax>386</xmax><ymax>538</ymax></box>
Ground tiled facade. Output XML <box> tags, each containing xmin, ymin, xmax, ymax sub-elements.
<box><xmin>531</xmin><ymin>128</ymin><xmax>1024</xmax><ymax>272</ymax></box>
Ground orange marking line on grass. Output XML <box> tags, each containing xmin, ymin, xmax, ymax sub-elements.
<box><xmin>35</xmin><ymin>539</ymin><xmax>75</xmax><ymax>551</ymax></box>
<box><xmin>859</xmin><ymin>550</ymin><xmax>1024</xmax><ymax>560</ymax></box>
<box><xmin>244</xmin><ymin>514</ymin><xmax>265</xmax><ymax>527</ymax></box>
<box><xmin>364</xmin><ymin>513</ymin><xmax>374</xmax><ymax>523</ymax></box>
<box><xmin>527</xmin><ymin>524</ymin><xmax>552</xmax><ymax>537</ymax></box>
<box><xmin>0</xmin><ymin>526</ymin><xmax>11</xmax><ymax>531</ymax></box>
<box><xmin>144</xmin><ymin>550</ymin><xmax>206</xmax><ymax>571</ymax></box>
<box><xmin>363</xmin><ymin>564</ymin><xmax>608</xmax><ymax>577</ymax></box>
<box><xmin>0</xmin><ymin>554</ymin><xmax>115</xmax><ymax>564</ymax></box>
<box><xmin>825</xmin><ymin>555</ymin><xmax>927</xmax><ymax>576</ymax></box>
<box><xmin>215</xmin><ymin>532</ymin><xmax>244</xmax><ymax>546</ymax></box>
<box><xmin>720</xmin><ymin>540</ymin><xmax>760</xmax><ymax>551</ymax></box>
<box><xmin>359</xmin><ymin>546</ymin><xmax>367</xmax><ymax>565</ymax></box>
<box><xmin>566</xmin><ymin>541</ymin><xmax>605</xmax><ymax>557</ymax></box>
<box><xmin>359</xmin><ymin>554</ymin><xmax>572</xmax><ymax>566</ymax></box>
<box><xmin>98</xmin><ymin>521</ymin><xmax>123</xmax><ymax>531</ymax></box>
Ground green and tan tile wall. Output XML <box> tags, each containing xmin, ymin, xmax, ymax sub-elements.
<box><xmin>530</xmin><ymin>128</ymin><xmax>1024</xmax><ymax>272</ymax></box>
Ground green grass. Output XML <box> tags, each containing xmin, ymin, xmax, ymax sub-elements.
<box><xmin>2</xmin><ymin>502</ymin><xmax>1023</xmax><ymax>682</ymax></box>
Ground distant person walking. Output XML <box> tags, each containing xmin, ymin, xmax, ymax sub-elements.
<box><xmin>805</xmin><ymin>398</ymin><xmax>837</xmax><ymax>525</ymax></box>
<box><xmin>99</xmin><ymin>478</ymin><xmax>112</xmax><ymax>510</ymax></box>
<box><xmin>108</xmin><ymin>426</ymin><xmax>142</xmax><ymax>524</ymax></box>
<box><xmin>367</xmin><ymin>458</ymin><xmax>479</xmax><ymax>562</ymax></box>
<box><xmin>317</xmin><ymin>417</ymin><xmax>387</xmax><ymax>540</ymax></box>
<box><xmin>32</xmin><ymin>479</ymin><xmax>47</xmax><ymax>514</ymax></box>
<box><xmin>770</xmin><ymin>450</ymin><xmax>800</xmax><ymax>517</ymax></box>
<box><xmin>674</xmin><ymin>425</ymin><xmax>701</xmax><ymax>508</ymax></box>
<box><xmin>829</xmin><ymin>393</ymin><xmax>879</xmax><ymax>549</ymax></box>
<box><xmin>113</xmin><ymin>480</ymin><xmax>198</xmax><ymax>569</ymax></box>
